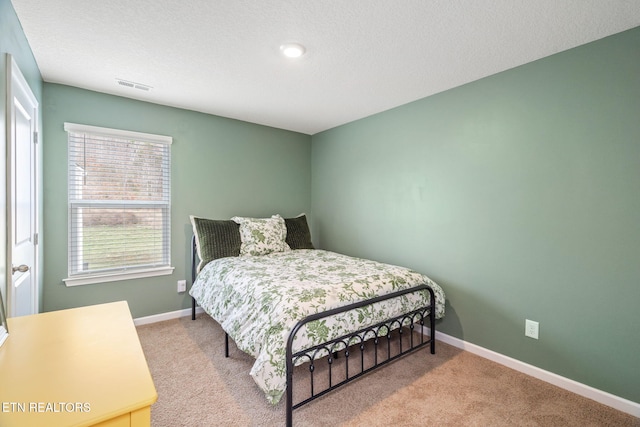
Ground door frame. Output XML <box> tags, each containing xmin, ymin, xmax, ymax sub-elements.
<box><xmin>6</xmin><ymin>54</ymin><xmax>39</xmax><ymax>317</ymax></box>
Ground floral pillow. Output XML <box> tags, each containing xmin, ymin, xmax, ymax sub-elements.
<box><xmin>231</xmin><ymin>215</ymin><xmax>291</xmax><ymax>256</ymax></box>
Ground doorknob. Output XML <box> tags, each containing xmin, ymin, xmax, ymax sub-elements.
<box><xmin>12</xmin><ymin>264</ymin><xmax>30</xmax><ymax>274</ymax></box>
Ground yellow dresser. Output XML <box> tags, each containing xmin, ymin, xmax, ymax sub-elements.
<box><xmin>0</xmin><ymin>301</ymin><xmax>157</xmax><ymax>427</ymax></box>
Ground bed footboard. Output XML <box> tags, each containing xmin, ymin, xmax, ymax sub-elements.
<box><xmin>285</xmin><ymin>284</ymin><xmax>436</xmax><ymax>427</ymax></box>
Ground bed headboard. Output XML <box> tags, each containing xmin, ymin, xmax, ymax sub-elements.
<box><xmin>190</xmin><ymin>234</ymin><xmax>198</xmax><ymax>284</ymax></box>
<box><xmin>190</xmin><ymin>214</ymin><xmax>314</xmax><ymax>282</ymax></box>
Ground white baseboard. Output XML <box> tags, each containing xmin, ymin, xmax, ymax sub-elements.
<box><xmin>433</xmin><ymin>330</ymin><xmax>640</xmax><ymax>418</ymax></box>
<box><xmin>133</xmin><ymin>306</ymin><xmax>204</xmax><ymax>326</ymax></box>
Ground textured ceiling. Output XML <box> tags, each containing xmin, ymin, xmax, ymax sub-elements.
<box><xmin>10</xmin><ymin>0</ymin><xmax>640</xmax><ymax>135</ymax></box>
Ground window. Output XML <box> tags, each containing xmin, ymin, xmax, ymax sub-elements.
<box><xmin>64</xmin><ymin>123</ymin><xmax>173</xmax><ymax>286</ymax></box>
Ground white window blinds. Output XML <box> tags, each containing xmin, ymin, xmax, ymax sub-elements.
<box><xmin>64</xmin><ymin>123</ymin><xmax>172</xmax><ymax>285</ymax></box>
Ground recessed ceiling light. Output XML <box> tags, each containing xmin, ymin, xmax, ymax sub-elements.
<box><xmin>280</xmin><ymin>43</ymin><xmax>306</xmax><ymax>58</ymax></box>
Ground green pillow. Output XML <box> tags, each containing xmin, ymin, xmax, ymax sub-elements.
<box><xmin>190</xmin><ymin>216</ymin><xmax>241</xmax><ymax>272</ymax></box>
<box><xmin>285</xmin><ymin>214</ymin><xmax>314</xmax><ymax>250</ymax></box>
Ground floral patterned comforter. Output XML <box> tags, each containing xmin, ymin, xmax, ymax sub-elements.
<box><xmin>190</xmin><ymin>249</ymin><xmax>445</xmax><ymax>404</ymax></box>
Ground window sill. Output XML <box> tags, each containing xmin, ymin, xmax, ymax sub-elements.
<box><xmin>64</xmin><ymin>266</ymin><xmax>174</xmax><ymax>287</ymax></box>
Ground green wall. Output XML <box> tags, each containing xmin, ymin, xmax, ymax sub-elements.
<box><xmin>311</xmin><ymin>27</ymin><xmax>640</xmax><ymax>404</ymax></box>
<box><xmin>0</xmin><ymin>0</ymin><xmax>44</xmax><ymax>312</ymax></box>
<box><xmin>43</xmin><ymin>84</ymin><xmax>311</xmax><ymax>318</ymax></box>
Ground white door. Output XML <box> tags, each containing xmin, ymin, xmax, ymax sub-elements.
<box><xmin>7</xmin><ymin>55</ymin><xmax>38</xmax><ymax>317</ymax></box>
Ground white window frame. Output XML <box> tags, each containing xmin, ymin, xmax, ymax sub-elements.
<box><xmin>63</xmin><ymin>123</ymin><xmax>174</xmax><ymax>286</ymax></box>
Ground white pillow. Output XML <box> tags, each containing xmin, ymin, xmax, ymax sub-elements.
<box><xmin>231</xmin><ymin>214</ymin><xmax>291</xmax><ymax>256</ymax></box>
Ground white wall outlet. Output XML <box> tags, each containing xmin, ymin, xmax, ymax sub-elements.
<box><xmin>177</xmin><ymin>280</ymin><xmax>187</xmax><ymax>293</ymax></box>
<box><xmin>525</xmin><ymin>319</ymin><xmax>539</xmax><ymax>339</ymax></box>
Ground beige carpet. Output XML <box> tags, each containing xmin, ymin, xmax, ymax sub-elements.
<box><xmin>136</xmin><ymin>314</ymin><xmax>639</xmax><ymax>426</ymax></box>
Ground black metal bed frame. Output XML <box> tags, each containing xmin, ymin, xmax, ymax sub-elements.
<box><xmin>190</xmin><ymin>235</ymin><xmax>436</xmax><ymax>427</ymax></box>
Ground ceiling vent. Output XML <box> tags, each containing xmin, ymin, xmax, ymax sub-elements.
<box><xmin>116</xmin><ymin>78</ymin><xmax>152</xmax><ymax>91</ymax></box>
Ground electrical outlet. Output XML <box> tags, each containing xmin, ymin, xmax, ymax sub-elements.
<box><xmin>177</xmin><ymin>280</ymin><xmax>187</xmax><ymax>293</ymax></box>
<box><xmin>525</xmin><ymin>319</ymin><xmax>539</xmax><ymax>339</ymax></box>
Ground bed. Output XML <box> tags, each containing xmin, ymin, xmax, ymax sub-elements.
<box><xmin>189</xmin><ymin>214</ymin><xmax>445</xmax><ymax>426</ymax></box>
